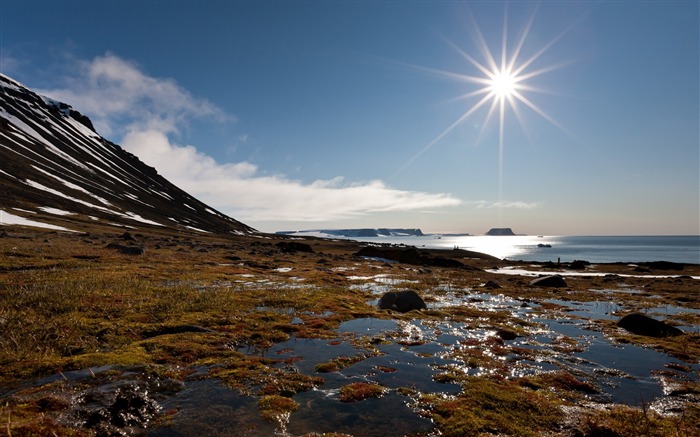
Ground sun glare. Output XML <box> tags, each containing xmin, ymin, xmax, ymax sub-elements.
<box><xmin>395</xmin><ymin>4</ymin><xmax>578</xmax><ymax>212</ymax></box>
<box><xmin>489</xmin><ymin>69</ymin><xmax>517</xmax><ymax>99</ymax></box>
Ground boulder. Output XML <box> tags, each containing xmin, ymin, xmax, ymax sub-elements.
<box><xmin>495</xmin><ymin>329</ymin><xmax>518</xmax><ymax>340</ymax></box>
<box><xmin>355</xmin><ymin>246</ymin><xmax>472</xmax><ymax>270</ymax></box>
<box><xmin>530</xmin><ymin>275</ymin><xmax>567</xmax><ymax>288</ymax></box>
<box><xmin>642</xmin><ymin>261</ymin><xmax>684</xmax><ymax>271</ymax></box>
<box><xmin>617</xmin><ymin>313</ymin><xmax>683</xmax><ymax>337</ymax></box>
<box><xmin>378</xmin><ymin>290</ymin><xmax>427</xmax><ymax>313</ymax></box>
<box><xmin>106</xmin><ymin>243</ymin><xmax>145</xmax><ymax>255</ymax></box>
<box><xmin>120</xmin><ymin>232</ymin><xmax>136</xmax><ymax>241</ymax></box>
<box><xmin>569</xmin><ymin>260</ymin><xmax>589</xmax><ymax>270</ymax></box>
<box><xmin>276</xmin><ymin>241</ymin><xmax>314</xmax><ymax>253</ymax></box>
<box><xmin>426</xmin><ymin>256</ymin><xmax>465</xmax><ymax>269</ymax></box>
<box><xmin>396</xmin><ymin>248</ymin><xmax>423</xmax><ymax>264</ymax></box>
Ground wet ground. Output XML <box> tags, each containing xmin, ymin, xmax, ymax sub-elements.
<box><xmin>146</xmin><ymin>277</ymin><xmax>698</xmax><ymax>436</ymax></box>
<box><xmin>2</xmin><ymin>228</ymin><xmax>698</xmax><ymax>436</ymax></box>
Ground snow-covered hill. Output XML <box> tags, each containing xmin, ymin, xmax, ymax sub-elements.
<box><xmin>0</xmin><ymin>73</ymin><xmax>255</xmax><ymax>235</ymax></box>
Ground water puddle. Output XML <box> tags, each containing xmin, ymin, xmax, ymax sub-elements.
<box><xmin>151</xmin><ymin>379</ymin><xmax>276</xmax><ymax>437</ymax></box>
<box><xmin>6</xmin><ymin>286</ymin><xmax>697</xmax><ymax>436</ymax></box>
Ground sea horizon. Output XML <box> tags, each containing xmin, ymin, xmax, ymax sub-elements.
<box><xmin>289</xmin><ymin>232</ymin><xmax>700</xmax><ymax>265</ymax></box>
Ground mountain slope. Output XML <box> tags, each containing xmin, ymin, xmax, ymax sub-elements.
<box><xmin>0</xmin><ymin>73</ymin><xmax>255</xmax><ymax>235</ymax></box>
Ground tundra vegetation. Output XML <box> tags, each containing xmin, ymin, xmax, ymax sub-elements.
<box><xmin>1</xmin><ymin>227</ymin><xmax>698</xmax><ymax>436</ymax></box>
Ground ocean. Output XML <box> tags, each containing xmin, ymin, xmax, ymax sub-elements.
<box><xmin>326</xmin><ymin>235</ymin><xmax>700</xmax><ymax>264</ymax></box>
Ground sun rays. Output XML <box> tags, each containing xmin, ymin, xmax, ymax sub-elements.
<box><xmin>394</xmin><ymin>5</ymin><xmax>578</xmax><ymax>212</ymax></box>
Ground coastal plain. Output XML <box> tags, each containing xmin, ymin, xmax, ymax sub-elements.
<box><xmin>1</xmin><ymin>227</ymin><xmax>698</xmax><ymax>436</ymax></box>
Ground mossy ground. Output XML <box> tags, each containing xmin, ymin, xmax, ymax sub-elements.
<box><xmin>1</xmin><ymin>227</ymin><xmax>698</xmax><ymax>435</ymax></box>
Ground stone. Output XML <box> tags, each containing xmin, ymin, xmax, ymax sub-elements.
<box><xmin>106</xmin><ymin>243</ymin><xmax>145</xmax><ymax>255</ymax></box>
<box><xmin>495</xmin><ymin>329</ymin><xmax>518</xmax><ymax>340</ymax></box>
<box><xmin>569</xmin><ymin>260</ymin><xmax>589</xmax><ymax>270</ymax></box>
<box><xmin>120</xmin><ymin>232</ymin><xmax>136</xmax><ymax>241</ymax></box>
<box><xmin>642</xmin><ymin>261</ymin><xmax>684</xmax><ymax>271</ymax></box>
<box><xmin>276</xmin><ymin>241</ymin><xmax>314</xmax><ymax>253</ymax></box>
<box><xmin>617</xmin><ymin>313</ymin><xmax>683</xmax><ymax>337</ymax></box>
<box><xmin>378</xmin><ymin>290</ymin><xmax>427</xmax><ymax>313</ymax></box>
<box><xmin>355</xmin><ymin>246</ymin><xmax>475</xmax><ymax>270</ymax></box>
<box><xmin>530</xmin><ymin>275</ymin><xmax>567</xmax><ymax>288</ymax></box>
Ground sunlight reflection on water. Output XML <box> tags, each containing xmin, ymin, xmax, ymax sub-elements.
<box><xmin>325</xmin><ymin>234</ymin><xmax>699</xmax><ymax>263</ymax></box>
<box><xmin>451</xmin><ymin>235</ymin><xmax>545</xmax><ymax>259</ymax></box>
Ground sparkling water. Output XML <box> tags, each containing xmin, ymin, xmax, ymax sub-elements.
<box><xmin>338</xmin><ymin>234</ymin><xmax>700</xmax><ymax>264</ymax></box>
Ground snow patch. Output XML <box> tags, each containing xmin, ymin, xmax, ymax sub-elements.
<box><xmin>183</xmin><ymin>225</ymin><xmax>211</xmax><ymax>233</ymax></box>
<box><xmin>123</xmin><ymin>211</ymin><xmax>163</xmax><ymax>227</ymax></box>
<box><xmin>0</xmin><ymin>210</ymin><xmax>76</xmax><ymax>232</ymax></box>
<box><xmin>24</xmin><ymin>179</ymin><xmax>114</xmax><ymax>214</ymax></box>
<box><xmin>32</xmin><ymin>165</ymin><xmax>112</xmax><ymax>206</ymax></box>
<box><xmin>38</xmin><ymin>207</ymin><xmax>73</xmax><ymax>216</ymax></box>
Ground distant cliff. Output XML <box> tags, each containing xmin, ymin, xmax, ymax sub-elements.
<box><xmin>278</xmin><ymin>228</ymin><xmax>425</xmax><ymax>237</ymax></box>
<box><xmin>486</xmin><ymin>228</ymin><xmax>516</xmax><ymax>236</ymax></box>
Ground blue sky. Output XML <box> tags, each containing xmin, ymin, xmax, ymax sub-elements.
<box><xmin>1</xmin><ymin>1</ymin><xmax>698</xmax><ymax>235</ymax></box>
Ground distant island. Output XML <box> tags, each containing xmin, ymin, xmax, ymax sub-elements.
<box><xmin>279</xmin><ymin>228</ymin><xmax>517</xmax><ymax>238</ymax></box>
<box><xmin>278</xmin><ymin>228</ymin><xmax>426</xmax><ymax>238</ymax></box>
<box><xmin>485</xmin><ymin>228</ymin><xmax>517</xmax><ymax>236</ymax></box>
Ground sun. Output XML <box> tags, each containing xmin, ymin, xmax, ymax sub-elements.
<box><xmin>394</xmin><ymin>4</ymin><xmax>577</xmax><ymax>198</ymax></box>
<box><xmin>489</xmin><ymin>68</ymin><xmax>518</xmax><ymax>99</ymax></box>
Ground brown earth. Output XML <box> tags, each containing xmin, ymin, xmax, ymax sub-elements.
<box><xmin>1</xmin><ymin>226</ymin><xmax>698</xmax><ymax>436</ymax></box>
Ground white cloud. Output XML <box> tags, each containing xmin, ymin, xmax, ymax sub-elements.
<box><xmin>36</xmin><ymin>53</ymin><xmax>229</xmax><ymax>137</ymax></box>
<box><xmin>38</xmin><ymin>53</ymin><xmax>462</xmax><ymax>223</ymax></box>
<box><xmin>471</xmin><ymin>200</ymin><xmax>539</xmax><ymax>209</ymax></box>
<box><xmin>122</xmin><ymin>129</ymin><xmax>461</xmax><ymax>222</ymax></box>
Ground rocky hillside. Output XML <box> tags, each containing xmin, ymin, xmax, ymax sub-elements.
<box><xmin>0</xmin><ymin>73</ymin><xmax>255</xmax><ymax>235</ymax></box>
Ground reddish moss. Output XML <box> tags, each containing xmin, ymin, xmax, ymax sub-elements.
<box><xmin>338</xmin><ymin>382</ymin><xmax>387</xmax><ymax>402</ymax></box>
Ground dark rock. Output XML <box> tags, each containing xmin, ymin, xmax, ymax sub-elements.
<box><xmin>484</xmin><ymin>280</ymin><xmax>502</xmax><ymax>289</ymax></box>
<box><xmin>569</xmin><ymin>260</ymin><xmax>589</xmax><ymax>270</ymax></box>
<box><xmin>106</xmin><ymin>243</ymin><xmax>145</xmax><ymax>255</ymax></box>
<box><xmin>495</xmin><ymin>329</ymin><xmax>518</xmax><ymax>340</ymax></box>
<box><xmin>397</xmin><ymin>247</ymin><xmax>423</xmax><ymax>264</ymax></box>
<box><xmin>427</xmin><ymin>256</ymin><xmax>465</xmax><ymax>269</ymax></box>
<box><xmin>120</xmin><ymin>232</ymin><xmax>136</xmax><ymax>241</ymax></box>
<box><xmin>276</xmin><ymin>241</ymin><xmax>314</xmax><ymax>253</ymax></box>
<box><xmin>244</xmin><ymin>260</ymin><xmax>271</xmax><ymax>269</ymax></box>
<box><xmin>642</xmin><ymin>261</ymin><xmax>684</xmax><ymax>271</ymax></box>
<box><xmin>80</xmin><ymin>382</ymin><xmax>160</xmax><ymax>435</ymax></box>
<box><xmin>378</xmin><ymin>290</ymin><xmax>426</xmax><ymax>313</ymax></box>
<box><xmin>530</xmin><ymin>275</ymin><xmax>568</xmax><ymax>288</ymax></box>
<box><xmin>355</xmin><ymin>246</ymin><xmax>475</xmax><ymax>270</ymax></box>
<box><xmin>617</xmin><ymin>313</ymin><xmax>683</xmax><ymax>337</ymax></box>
